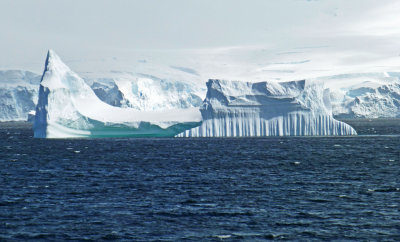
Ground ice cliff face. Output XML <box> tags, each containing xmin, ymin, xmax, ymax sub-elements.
<box><xmin>321</xmin><ymin>73</ymin><xmax>400</xmax><ymax>118</ymax></box>
<box><xmin>0</xmin><ymin>70</ymin><xmax>41</xmax><ymax>121</ymax></box>
<box><xmin>342</xmin><ymin>82</ymin><xmax>400</xmax><ymax>118</ymax></box>
<box><xmin>177</xmin><ymin>79</ymin><xmax>357</xmax><ymax>137</ymax></box>
<box><xmin>33</xmin><ymin>50</ymin><xmax>202</xmax><ymax>138</ymax></box>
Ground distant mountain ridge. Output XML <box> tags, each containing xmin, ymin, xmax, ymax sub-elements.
<box><xmin>0</xmin><ymin>56</ymin><xmax>400</xmax><ymax>122</ymax></box>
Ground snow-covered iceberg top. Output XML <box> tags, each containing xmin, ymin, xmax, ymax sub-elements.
<box><xmin>177</xmin><ymin>79</ymin><xmax>357</xmax><ymax>137</ymax></box>
<box><xmin>33</xmin><ymin>50</ymin><xmax>202</xmax><ymax>138</ymax></box>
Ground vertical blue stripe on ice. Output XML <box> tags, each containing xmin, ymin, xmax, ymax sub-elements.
<box><xmin>177</xmin><ymin>79</ymin><xmax>357</xmax><ymax>137</ymax></box>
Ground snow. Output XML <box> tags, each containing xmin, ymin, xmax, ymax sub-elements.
<box><xmin>89</xmin><ymin>77</ymin><xmax>204</xmax><ymax>111</ymax></box>
<box><xmin>2</xmin><ymin>46</ymin><xmax>400</xmax><ymax>125</ymax></box>
<box><xmin>33</xmin><ymin>50</ymin><xmax>202</xmax><ymax>138</ymax></box>
<box><xmin>69</xmin><ymin>46</ymin><xmax>399</xmax><ymax>119</ymax></box>
<box><xmin>0</xmin><ymin>70</ymin><xmax>41</xmax><ymax>121</ymax></box>
<box><xmin>33</xmin><ymin>50</ymin><xmax>358</xmax><ymax>138</ymax></box>
<box><xmin>177</xmin><ymin>79</ymin><xmax>357</xmax><ymax>137</ymax></box>
<box><xmin>314</xmin><ymin>73</ymin><xmax>400</xmax><ymax>118</ymax></box>
<box><xmin>90</xmin><ymin>80</ymin><xmax>127</xmax><ymax>107</ymax></box>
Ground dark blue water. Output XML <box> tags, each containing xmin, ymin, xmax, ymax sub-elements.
<box><xmin>1</xmin><ymin>122</ymin><xmax>400</xmax><ymax>241</ymax></box>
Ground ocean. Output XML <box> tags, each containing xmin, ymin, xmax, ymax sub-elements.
<box><xmin>1</xmin><ymin>120</ymin><xmax>399</xmax><ymax>241</ymax></box>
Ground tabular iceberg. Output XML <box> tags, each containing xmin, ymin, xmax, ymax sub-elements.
<box><xmin>33</xmin><ymin>50</ymin><xmax>202</xmax><ymax>138</ymax></box>
<box><xmin>177</xmin><ymin>79</ymin><xmax>357</xmax><ymax>137</ymax></box>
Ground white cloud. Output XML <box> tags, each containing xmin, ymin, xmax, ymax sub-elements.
<box><xmin>0</xmin><ymin>0</ymin><xmax>399</xmax><ymax>77</ymax></box>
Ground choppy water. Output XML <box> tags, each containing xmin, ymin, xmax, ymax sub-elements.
<box><xmin>1</xmin><ymin>121</ymin><xmax>400</xmax><ymax>241</ymax></box>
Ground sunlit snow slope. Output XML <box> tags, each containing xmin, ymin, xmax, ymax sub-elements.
<box><xmin>177</xmin><ymin>79</ymin><xmax>357</xmax><ymax>137</ymax></box>
<box><xmin>76</xmin><ymin>47</ymin><xmax>400</xmax><ymax>119</ymax></box>
<box><xmin>87</xmin><ymin>77</ymin><xmax>203</xmax><ymax>111</ymax></box>
<box><xmin>33</xmin><ymin>51</ymin><xmax>202</xmax><ymax>138</ymax></box>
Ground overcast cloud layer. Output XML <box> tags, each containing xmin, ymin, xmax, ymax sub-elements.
<box><xmin>1</xmin><ymin>0</ymin><xmax>399</xmax><ymax>78</ymax></box>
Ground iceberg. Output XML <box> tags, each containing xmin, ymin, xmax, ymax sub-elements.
<box><xmin>33</xmin><ymin>50</ymin><xmax>202</xmax><ymax>138</ymax></box>
<box><xmin>177</xmin><ymin>79</ymin><xmax>357</xmax><ymax>137</ymax></box>
<box><xmin>33</xmin><ymin>50</ymin><xmax>356</xmax><ymax>138</ymax></box>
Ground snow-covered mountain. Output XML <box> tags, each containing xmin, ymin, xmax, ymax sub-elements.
<box><xmin>0</xmin><ymin>70</ymin><xmax>41</xmax><ymax>121</ymax></box>
<box><xmin>1</xmin><ymin>47</ymin><xmax>400</xmax><ymax>123</ymax></box>
<box><xmin>0</xmin><ymin>70</ymin><xmax>205</xmax><ymax>122</ymax></box>
<box><xmin>318</xmin><ymin>73</ymin><xmax>400</xmax><ymax>118</ymax></box>
<box><xmin>82</xmin><ymin>72</ymin><xmax>400</xmax><ymax>120</ymax></box>
<box><xmin>87</xmin><ymin>77</ymin><xmax>204</xmax><ymax>111</ymax></box>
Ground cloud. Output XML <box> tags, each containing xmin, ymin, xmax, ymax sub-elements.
<box><xmin>0</xmin><ymin>0</ymin><xmax>399</xmax><ymax>75</ymax></box>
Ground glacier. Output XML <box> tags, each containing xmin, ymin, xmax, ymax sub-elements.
<box><xmin>85</xmin><ymin>72</ymin><xmax>400</xmax><ymax>120</ymax></box>
<box><xmin>87</xmin><ymin>76</ymin><xmax>204</xmax><ymax>111</ymax></box>
<box><xmin>177</xmin><ymin>79</ymin><xmax>357</xmax><ymax>137</ymax></box>
<box><xmin>0</xmin><ymin>70</ymin><xmax>41</xmax><ymax>121</ymax></box>
<box><xmin>2</xmin><ymin>46</ymin><xmax>400</xmax><ymax>122</ymax></box>
<box><xmin>5</xmin><ymin>69</ymin><xmax>399</xmax><ymax>124</ymax></box>
<box><xmin>318</xmin><ymin>73</ymin><xmax>400</xmax><ymax>118</ymax></box>
<box><xmin>33</xmin><ymin>50</ymin><xmax>202</xmax><ymax>138</ymax></box>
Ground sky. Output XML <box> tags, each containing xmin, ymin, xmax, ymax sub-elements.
<box><xmin>1</xmin><ymin>0</ymin><xmax>400</xmax><ymax>79</ymax></box>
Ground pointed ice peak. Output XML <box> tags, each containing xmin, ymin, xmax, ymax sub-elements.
<box><xmin>45</xmin><ymin>49</ymin><xmax>56</xmax><ymax>65</ymax></box>
<box><xmin>43</xmin><ymin>49</ymin><xmax>70</xmax><ymax>72</ymax></box>
<box><xmin>40</xmin><ymin>50</ymin><xmax>75</xmax><ymax>89</ymax></box>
